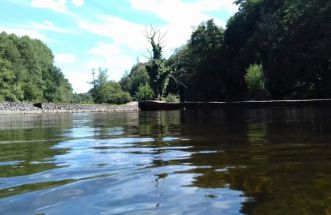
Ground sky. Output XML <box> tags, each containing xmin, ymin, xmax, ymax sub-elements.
<box><xmin>0</xmin><ymin>0</ymin><xmax>238</xmax><ymax>93</ymax></box>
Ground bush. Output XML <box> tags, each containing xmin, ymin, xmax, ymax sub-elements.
<box><xmin>110</xmin><ymin>91</ymin><xmax>132</xmax><ymax>104</ymax></box>
<box><xmin>93</xmin><ymin>81</ymin><xmax>132</xmax><ymax>104</ymax></box>
<box><xmin>73</xmin><ymin>93</ymin><xmax>94</xmax><ymax>104</ymax></box>
<box><xmin>162</xmin><ymin>94</ymin><xmax>180</xmax><ymax>102</ymax></box>
<box><xmin>245</xmin><ymin>64</ymin><xmax>264</xmax><ymax>91</ymax></box>
<box><xmin>135</xmin><ymin>83</ymin><xmax>154</xmax><ymax>101</ymax></box>
<box><xmin>245</xmin><ymin>64</ymin><xmax>269</xmax><ymax>100</ymax></box>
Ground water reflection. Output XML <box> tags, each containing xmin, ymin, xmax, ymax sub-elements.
<box><xmin>0</xmin><ymin>108</ymin><xmax>330</xmax><ymax>214</ymax></box>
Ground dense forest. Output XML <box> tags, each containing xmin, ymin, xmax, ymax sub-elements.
<box><xmin>121</xmin><ymin>0</ymin><xmax>331</xmax><ymax>102</ymax></box>
<box><xmin>1</xmin><ymin>0</ymin><xmax>330</xmax><ymax>103</ymax></box>
<box><xmin>0</xmin><ymin>32</ymin><xmax>73</xmax><ymax>102</ymax></box>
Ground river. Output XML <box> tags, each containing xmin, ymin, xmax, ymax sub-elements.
<box><xmin>0</xmin><ymin>108</ymin><xmax>330</xmax><ymax>214</ymax></box>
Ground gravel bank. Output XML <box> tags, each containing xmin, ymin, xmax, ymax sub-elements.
<box><xmin>0</xmin><ymin>102</ymin><xmax>139</xmax><ymax>114</ymax></box>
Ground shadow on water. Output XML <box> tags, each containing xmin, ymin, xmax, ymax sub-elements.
<box><xmin>0</xmin><ymin>109</ymin><xmax>330</xmax><ymax>214</ymax></box>
<box><xmin>139</xmin><ymin>108</ymin><xmax>331</xmax><ymax>214</ymax></box>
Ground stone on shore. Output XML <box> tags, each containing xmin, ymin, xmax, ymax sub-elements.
<box><xmin>0</xmin><ymin>102</ymin><xmax>139</xmax><ymax>114</ymax></box>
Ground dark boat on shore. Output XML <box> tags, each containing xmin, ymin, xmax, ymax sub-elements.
<box><xmin>138</xmin><ymin>101</ymin><xmax>184</xmax><ymax>111</ymax></box>
<box><xmin>139</xmin><ymin>99</ymin><xmax>331</xmax><ymax>111</ymax></box>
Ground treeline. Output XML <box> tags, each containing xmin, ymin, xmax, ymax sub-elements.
<box><xmin>2</xmin><ymin>0</ymin><xmax>330</xmax><ymax>103</ymax></box>
<box><xmin>120</xmin><ymin>0</ymin><xmax>331</xmax><ymax>101</ymax></box>
<box><xmin>168</xmin><ymin>0</ymin><xmax>331</xmax><ymax>101</ymax></box>
<box><xmin>0</xmin><ymin>32</ymin><xmax>73</xmax><ymax>102</ymax></box>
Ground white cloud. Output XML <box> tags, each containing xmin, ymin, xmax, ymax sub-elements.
<box><xmin>75</xmin><ymin>0</ymin><xmax>238</xmax><ymax>89</ymax></box>
<box><xmin>71</xmin><ymin>0</ymin><xmax>84</xmax><ymax>7</ymax></box>
<box><xmin>66</xmin><ymin>71</ymin><xmax>92</xmax><ymax>93</ymax></box>
<box><xmin>77</xmin><ymin>15</ymin><xmax>148</xmax><ymax>82</ymax></box>
<box><xmin>0</xmin><ymin>26</ymin><xmax>47</xmax><ymax>40</ymax></box>
<box><xmin>78</xmin><ymin>16</ymin><xmax>148</xmax><ymax>51</ymax></box>
<box><xmin>63</xmin><ymin>42</ymin><xmax>135</xmax><ymax>93</ymax></box>
<box><xmin>0</xmin><ymin>20</ymin><xmax>74</xmax><ymax>42</ymax></box>
<box><xmin>128</xmin><ymin>0</ymin><xmax>237</xmax><ymax>27</ymax></box>
<box><xmin>31</xmin><ymin>0</ymin><xmax>84</xmax><ymax>13</ymax></box>
<box><xmin>31</xmin><ymin>20</ymin><xmax>74</xmax><ymax>33</ymax></box>
<box><xmin>55</xmin><ymin>53</ymin><xmax>77</xmax><ymax>64</ymax></box>
<box><xmin>77</xmin><ymin>0</ymin><xmax>237</xmax><ymax>59</ymax></box>
<box><xmin>28</xmin><ymin>0</ymin><xmax>237</xmax><ymax>93</ymax></box>
<box><xmin>31</xmin><ymin>0</ymin><xmax>67</xmax><ymax>13</ymax></box>
<box><xmin>128</xmin><ymin>0</ymin><xmax>237</xmax><ymax>55</ymax></box>
<box><xmin>88</xmin><ymin>42</ymin><xmax>135</xmax><ymax>81</ymax></box>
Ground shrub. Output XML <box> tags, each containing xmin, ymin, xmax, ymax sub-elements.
<box><xmin>135</xmin><ymin>83</ymin><xmax>154</xmax><ymax>101</ymax></box>
<box><xmin>245</xmin><ymin>64</ymin><xmax>264</xmax><ymax>91</ymax></box>
<box><xmin>73</xmin><ymin>93</ymin><xmax>94</xmax><ymax>104</ymax></box>
<box><xmin>162</xmin><ymin>94</ymin><xmax>180</xmax><ymax>102</ymax></box>
<box><xmin>111</xmin><ymin>91</ymin><xmax>132</xmax><ymax>104</ymax></box>
<box><xmin>93</xmin><ymin>81</ymin><xmax>132</xmax><ymax>104</ymax></box>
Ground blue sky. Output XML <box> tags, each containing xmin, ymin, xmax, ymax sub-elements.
<box><xmin>0</xmin><ymin>0</ymin><xmax>238</xmax><ymax>93</ymax></box>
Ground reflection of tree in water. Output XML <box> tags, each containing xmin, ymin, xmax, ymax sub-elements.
<box><xmin>0</xmin><ymin>114</ymin><xmax>77</xmax><ymax>198</ymax></box>
<box><xmin>83</xmin><ymin>112</ymin><xmax>139</xmax><ymax>138</ymax></box>
<box><xmin>138</xmin><ymin>111</ymin><xmax>183</xmax><ymax>174</ymax></box>
<box><xmin>0</xmin><ymin>114</ymin><xmax>74</xmax><ymax>178</ymax></box>
<box><xmin>167</xmin><ymin>108</ymin><xmax>331</xmax><ymax>215</ymax></box>
<box><xmin>0</xmin><ymin>140</ymin><xmax>67</xmax><ymax>178</ymax></box>
<box><xmin>138</xmin><ymin>111</ymin><xmax>181</xmax><ymax>140</ymax></box>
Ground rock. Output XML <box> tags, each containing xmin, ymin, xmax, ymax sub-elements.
<box><xmin>0</xmin><ymin>102</ymin><xmax>139</xmax><ymax>114</ymax></box>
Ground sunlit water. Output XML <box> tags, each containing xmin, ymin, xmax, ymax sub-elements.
<box><xmin>0</xmin><ymin>108</ymin><xmax>331</xmax><ymax>215</ymax></box>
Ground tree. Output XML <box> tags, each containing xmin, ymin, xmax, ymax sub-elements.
<box><xmin>90</xmin><ymin>68</ymin><xmax>132</xmax><ymax>104</ymax></box>
<box><xmin>0</xmin><ymin>32</ymin><xmax>73</xmax><ymax>102</ymax></box>
<box><xmin>245</xmin><ymin>64</ymin><xmax>268</xmax><ymax>99</ymax></box>
<box><xmin>135</xmin><ymin>83</ymin><xmax>154</xmax><ymax>101</ymax></box>
<box><xmin>0</xmin><ymin>58</ymin><xmax>23</xmax><ymax>101</ymax></box>
<box><xmin>167</xmin><ymin>20</ymin><xmax>225</xmax><ymax>101</ymax></box>
<box><xmin>120</xmin><ymin>62</ymin><xmax>150</xmax><ymax>97</ymax></box>
<box><xmin>166</xmin><ymin>45</ymin><xmax>192</xmax><ymax>101</ymax></box>
<box><xmin>73</xmin><ymin>93</ymin><xmax>94</xmax><ymax>104</ymax></box>
<box><xmin>245</xmin><ymin>64</ymin><xmax>264</xmax><ymax>91</ymax></box>
<box><xmin>145</xmin><ymin>28</ymin><xmax>171</xmax><ymax>100</ymax></box>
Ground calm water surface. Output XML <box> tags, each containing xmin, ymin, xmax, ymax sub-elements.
<box><xmin>0</xmin><ymin>108</ymin><xmax>331</xmax><ymax>214</ymax></box>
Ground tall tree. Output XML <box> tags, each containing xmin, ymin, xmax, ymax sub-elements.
<box><xmin>145</xmin><ymin>28</ymin><xmax>171</xmax><ymax>100</ymax></box>
<box><xmin>167</xmin><ymin>20</ymin><xmax>225</xmax><ymax>101</ymax></box>
<box><xmin>120</xmin><ymin>62</ymin><xmax>150</xmax><ymax>97</ymax></box>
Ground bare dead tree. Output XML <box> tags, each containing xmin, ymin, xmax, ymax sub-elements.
<box><xmin>144</xmin><ymin>26</ymin><xmax>167</xmax><ymax>61</ymax></box>
<box><xmin>142</xmin><ymin>26</ymin><xmax>170</xmax><ymax>100</ymax></box>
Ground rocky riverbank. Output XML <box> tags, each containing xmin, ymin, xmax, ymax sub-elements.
<box><xmin>0</xmin><ymin>102</ymin><xmax>139</xmax><ymax>114</ymax></box>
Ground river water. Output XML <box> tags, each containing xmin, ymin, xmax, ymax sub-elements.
<box><xmin>0</xmin><ymin>108</ymin><xmax>330</xmax><ymax>214</ymax></box>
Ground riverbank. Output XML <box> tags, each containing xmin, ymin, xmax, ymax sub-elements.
<box><xmin>139</xmin><ymin>99</ymin><xmax>331</xmax><ymax>111</ymax></box>
<box><xmin>3</xmin><ymin>99</ymin><xmax>331</xmax><ymax>114</ymax></box>
<box><xmin>0</xmin><ymin>102</ymin><xmax>139</xmax><ymax>114</ymax></box>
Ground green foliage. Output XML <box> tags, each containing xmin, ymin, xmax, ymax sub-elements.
<box><xmin>0</xmin><ymin>58</ymin><xmax>23</xmax><ymax>102</ymax></box>
<box><xmin>73</xmin><ymin>93</ymin><xmax>94</xmax><ymax>104</ymax></box>
<box><xmin>245</xmin><ymin>64</ymin><xmax>264</xmax><ymax>91</ymax></box>
<box><xmin>120</xmin><ymin>63</ymin><xmax>150</xmax><ymax>97</ymax></box>
<box><xmin>134</xmin><ymin>83</ymin><xmax>154</xmax><ymax>101</ymax></box>
<box><xmin>145</xmin><ymin>30</ymin><xmax>171</xmax><ymax>100</ymax></box>
<box><xmin>245</xmin><ymin>64</ymin><xmax>268</xmax><ymax>100</ymax></box>
<box><xmin>226</xmin><ymin>0</ymin><xmax>331</xmax><ymax>99</ymax></box>
<box><xmin>162</xmin><ymin>94</ymin><xmax>180</xmax><ymax>103</ymax></box>
<box><xmin>102</xmin><ymin>81</ymin><xmax>131</xmax><ymax>104</ymax></box>
<box><xmin>167</xmin><ymin>19</ymin><xmax>225</xmax><ymax>101</ymax></box>
<box><xmin>168</xmin><ymin>0</ymin><xmax>331</xmax><ymax>101</ymax></box>
<box><xmin>90</xmin><ymin>69</ymin><xmax>132</xmax><ymax>104</ymax></box>
<box><xmin>0</xmin><ymin>32</ymin><xmax>73</xmax><ymax>102</ymax></box>
<box><xmin>261</xmin><ymin>0</ymin><xmax>331</xmax><ymax>99</ymax></box>
<box><xmin>43</xmin><ymin>67</ymin><xmax>73</xmax><ymax>103</ymax></box>
<box><xmin>3</xmin><ymin>0</ymin><xmax>330</xmax><ymax>103</ymax></box>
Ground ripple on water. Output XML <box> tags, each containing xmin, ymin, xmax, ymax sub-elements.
<box><xmin>3</xmin><ymin>109</ymin><xmax>330</xmax><ymax>214</ymax></box>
